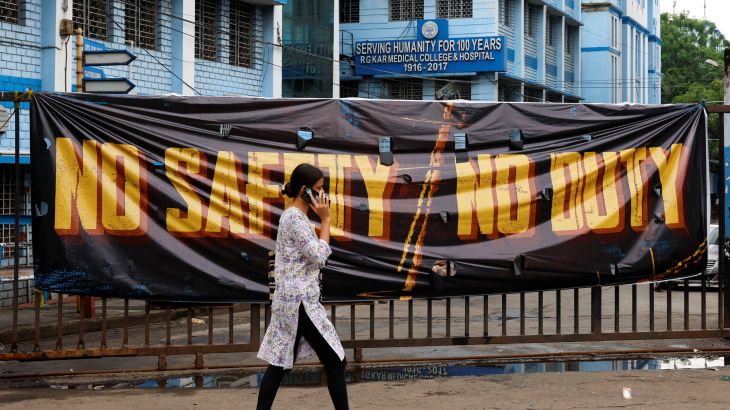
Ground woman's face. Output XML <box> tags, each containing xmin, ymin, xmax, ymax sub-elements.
<box><xmin>311</xmin><ymin>178</ymin><xmax>325</xmax><ymax>196</ymax></box>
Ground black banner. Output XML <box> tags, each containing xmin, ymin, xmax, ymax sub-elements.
<box><xmin>31</xmin><ymin>93</ymin><xmax>708</xmax><ymax>302</ymax></box>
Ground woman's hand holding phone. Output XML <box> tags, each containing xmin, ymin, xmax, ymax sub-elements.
<box><xmin>307</xmin><ymin>189</ymin><xmax>330</xmax><ymax>222</ymax></box>
<box><xmin>306</xmin><ymin>188</ymin><xmax>331</xmax><ymax>244</ymax></box>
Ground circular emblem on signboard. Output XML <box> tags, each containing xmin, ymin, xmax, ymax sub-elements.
<box><xmin>422</xmin><ymin>21</ymin><xmax>439</xmax><ymax>40</ymax></box>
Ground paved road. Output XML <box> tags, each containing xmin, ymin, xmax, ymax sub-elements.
<box><xmin>1</xmin><ymin>367</ymin><xmax>729</xmax><ymax>409</ymax></box>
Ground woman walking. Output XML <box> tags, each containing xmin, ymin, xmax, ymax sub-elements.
<box><xmin>256</xmin><ymin>163</ymin><xmax>349</xmax><ymax>410</ymax></box>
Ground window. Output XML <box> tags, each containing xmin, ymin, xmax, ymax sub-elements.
<box><xmin>0</xmin><ymin>224</ymin><xmax>32</xmax><ymax>263</ymax></box>
<box><xmin>524</xmin><ymin>88</ymin><xmax>543</xmax><ymax>102</ymax></box>
<box><xmin>195</xmin><ymin>0</ymin><xmax>217</xmax><ymax>61</ymax></box>
<box><xmin>435</xmin><ymin>78</ymin><xmax>472</xmax><ymax>100</ymax></box>
<box><xmin>0</xmin><ymin>165</ymin><xmax>32</xmax><ymax>263</ymax></box>
<box><xmin>340</xmin><ymin>81</ymin><xmax>359</xmax><ymax>98</ymax></box>
<box><xmin>73</xmin><ymin>1</ymin><xmax>108</xmax><ymax>40</ymax></box>
<box><xmin>502</xmin><ymin>0</ymin><xmax>511</xmax><ymax>26</ymax></box>
<box><xmin>0</xmin><ymin>167</ymin><xmax>29</xmax><ymax>216</ymax></box>
<box><xmin>611</xmin><ymin>16</ymin><xmax>618</xmax><ymax>49</ymax></box>
<box><xmin>611</xmin><ymin>55</ymin><xmax>617</xmax><ymax>103</ymax></box>
<box><xmin>340</xmin><ymin>0</ymin><xmax>359</xmax><ymax>23</ymax></box>
<box><xmin>125</xmin><ymin>0</ymin><xmax>157</xmax><ymax>49</ymax></box>
<box><xmin>498</xmin><ymin>80</ymin><xmax>521</xmax><ymax>102</ymax></box>
<box><xmin>565</xmin><ymin>26</ymin><xmax>574</xmax><ymax>54</ymax></box>
<box><xmin>387</xmin><ymin>79</ymin><xmax>422</xmax><ymax>100</ymax></box>
<box><xmin>547</xmin><ymin>17</ymin><xmax>556</xmax><ymax>47</ymax></box>
<box><xmin>436</xmin><ymin>0</ymin><xmax>472</xmax><ymax>19</ymax></box>
<box><xmin>546</xmin><ymin>93</ymin><xmax>563</xmax><ymax>102</ymax></box>
<box><xmin>525</xmin><ymin>5</ymin><xmax>536</xmax><ymax>38</ymax></box>
<box><xmin>229</xmin><ymin>0</ymin><xmax>253</xmax><ymax>68</ymax></box>
<box><xmin>390</xmin><ymin>0</ymin><xmax>423</xmax><ymax>21</ymax></box>
<box><xmin>635</xmin><ymin>33</ymin><xmax>640</xmax><ymax>73</ymax></box>
<box><xmin>0</xmin><ymin>0</ymin><xmax>19</xmax><ymax>24</ymax></box>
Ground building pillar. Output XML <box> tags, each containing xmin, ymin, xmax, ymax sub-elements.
<box><xmin>332</xmin><ymin>0</ymin><xmax>340</xmax><ymax>98</ymax></box>
<box><xmin>643</xmin><ymin>34</ymin><xmax>649</xmax><ymax>103</ymax></box>
<box><xmin>515</xmin><ymin>0</ymin><xmax>525</xmax><ymax>79</ymax></box>
<box><xmin>622</xmin><ymin>24</ymin><xmax>631</xmax><ymax>103</ymax></box>
<box><xmin>656</xmin><ymin>42</ymin><xmax>662</xmax><ymax>103</ymax></box>
<box><xmin>262</xmin><ymin>5</ymin><xmax>282</xmax><ymax>98</ymax></box>
<box><xmin>171</xmin><ymin>0</ymin><xmax>195</xmax><ymax>95</ymax></box>
<box><xmin>41</xmin><ymin>0</ymin><xmax>74</xmax><ymax>92</ymax></box>
<box><xmin>423</xmin><ymin>79</ymin><xmax>436</xmax><ymax>100</ymax></box>
<box><xmin>424</xmin><ymin>0</ymin><xmax>436</xmax><ymax>19</ymax></box>
<box><xmin>576</xmin><ymin>21</ymin><xmax>582</xmax><ymax>99</ymax></box>
<box><xmin>535</xmin><ymin>6</ymin><xmax>545</xmax><ymax>87</ymax></box>
<box><xmin>557</xmin><ymin>17</ymin><xmax>565</xmax><ymax>95</ymax></box>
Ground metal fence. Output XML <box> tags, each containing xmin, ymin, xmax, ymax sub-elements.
<box><xmin>1</xmin><ymin>98</ymin><xmax>728</xmax><ymax>374</ymax></box>
<box><xmin>1</xmin><ymin>278</ymin><xmax>728</xmax><ymax>369</ymax></box>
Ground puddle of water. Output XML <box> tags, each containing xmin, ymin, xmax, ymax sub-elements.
<box><xmin>41</xmin><ymin>357</ymin><xmax>726</xmax><ymax>390</ymax></box>
<box><xmin>114</xmin><ymin>357</ymin><xmax>725</xmax><ymax>389</ymax></box>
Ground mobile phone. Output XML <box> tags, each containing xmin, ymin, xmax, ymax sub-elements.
<box><xmin>301</xmin><ymin>186</ymin><xmax>320</xmax><ymax>204</ymax></box>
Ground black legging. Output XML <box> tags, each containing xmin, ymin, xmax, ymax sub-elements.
<box><xmin>256</xmin><ymin>303</ymin><xmax>349</xmax><ymax>410</ymax></box>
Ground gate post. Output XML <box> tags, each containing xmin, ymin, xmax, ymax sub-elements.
<box><xmin>722</xmin><ymin>49</ymin><xmax>730</xmax><ymax>331</ymax></box>
<box><xmin>591</xmin><ymin>286</ymin><xmax>602</xmax><ymax>335</ymax></box>
<box><xmin>10</xmin><ymin>95</ymin><xmax>20</xmax><ymax>353</ymax></box>
<box><xmin>250</xmin><ymin>304</ymin><xmax>261</xmax><ymax>345</ymax></box>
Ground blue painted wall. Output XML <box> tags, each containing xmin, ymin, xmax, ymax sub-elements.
<box><xmin>581</xmin><ymin>0</ymin><xmax>661</xmax><ymax>103</ymax></box>
<box><xmin>194</xmin><ymin>1</ymin><xmax>268</xmax><ymax>96</ymax></box>
<box><xmin>0</xmin><ymin>0</ymin><xmax>42</xmax><ymax>154</ymax></box>
<box><xmin>342</xmin><ymin>0</ymin><xmax>584</xmax><ymax>102</ymax></box>
<box><xmin>69</xmin><ymin>0</ymin><xmax>175</xmax><ymax>96</ymax></box>
<box><xmin>342</xmin><ymin>0</ymin><xmax>500</xmax><ymax>101</ymax></box>
<box><xmin>1</xmin><ymin>0</ymin><xmax>273</xmax><ymax>155</ymax></box>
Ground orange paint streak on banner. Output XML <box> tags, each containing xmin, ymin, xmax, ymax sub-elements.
<box><xmin>400</xmin><ymin>103</ymin><xmax>454</xmax><ymax>292</ymax></box>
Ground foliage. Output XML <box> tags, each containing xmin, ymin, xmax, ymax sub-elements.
<box><xmin>661</xmin><ymin>13</ymin><xmax>729</xmax><ymax>160</ymax></box>
<box><xmin>661</xmin><ymin>12</ymin><xmax>728</xmax><ymax>104</ymax></box>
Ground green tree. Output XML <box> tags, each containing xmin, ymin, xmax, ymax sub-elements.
<box><xmin>661</xmin><ymin>12</ymin><xmax>728</xmax><ymax>104</ymax></box>
<box><xmin>662</xmin><ymin>13</ymin><xmax>728</xmax><ymax>163</ymax></box>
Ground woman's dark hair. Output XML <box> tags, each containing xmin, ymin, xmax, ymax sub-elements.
<box><xmin>283</xmin><ymin>163</ymin><xmax>324</xmax><ymax>198</ymax></box>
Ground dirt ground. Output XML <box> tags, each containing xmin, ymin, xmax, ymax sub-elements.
<box><xmin>2</xmin><ymin>367</ymin><xmax>730</xmax><ymax>409</ymax></box>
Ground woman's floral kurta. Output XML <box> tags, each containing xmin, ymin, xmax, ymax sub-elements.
<box><xmin>257</xmin><ymin>207</ymin><xmax>345</xmax><ymax>369</ymax></box>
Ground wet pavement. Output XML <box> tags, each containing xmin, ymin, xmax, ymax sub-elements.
<box><xmin>67</xmin><ymin>356</ymin><xmax>727</xmax><ymax>390</ymax></box>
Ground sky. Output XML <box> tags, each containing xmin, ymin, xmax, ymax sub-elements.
<box><xmin>660</xmin><ymin>0</ymin><xmax>730</xmax><ymax>38</ymax></box>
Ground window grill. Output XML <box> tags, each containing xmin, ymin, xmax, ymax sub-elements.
<box><xmin>497</xmin><ymin>80</ymin><xmax>520</xmax><ymax>102</ymax></box>
<box><xmin>435</xmin><ymin>78</ymin><xmax>472</xmax><ymax>100</ymax></box>
<box><xmin>340</xmin><ymin>0</ymin><xmax>359</xmax><ymax>23</ymax></box>
<box><xmin>125</xmin><ymin>0</ymin><xmax>157</xmax><ymax>49</ymax></box>
<box><xmin>0</xmin><ymin>224</ymin><xmax>32</xmax><ymax>264</ymax></box>
<box><xmin>565</xmin><ymin>26</ymin><xmax>575</xmax><ymax>55</ymax></box>
<box><xmin>387</xmin><ymin>79</ymin><xmax>422</xmax><ymax>100</ymax></box>
<box><xmin>0</xmin><ymin>164</ymin><xmax>31</xmax><ymax>263</ymax></box>
<box><xmin>525</xmin><ymin>5</ymin><xmax>537</xmax><ymax>38</ymax></box>
<box><xmin>502</xmin><ymin>0</ymin><xmax>512</xmax><ymax>26</ymax></box>
<box><xmin>0</xmin><ymin>224</ymin><xmax>15</xmax><ymax>260</ymax></box>
<box><xmin>524</xmin><ymin>88</ymin><xmax>543</xmax><ymax>102</ymax></box>
<box><xmin>436</xmin><ymin>0</ymin><xmax>472</xmax><ymax>19</ymax></box>
<box><xmin>195</xmin><ymin>0</ymin><xmax>217</xmax><ymax>61</ymax></box>
<box><xmin>0</xmin><ymin>0</ymin><xmax>19</xmax><ymax>24</ymax></box>
<box><xmin>546</xmin><ymin>93</ymin><xmax>563</xmax><ymax>103</ymax></box>
<box><xmin>230</xmin><ymin>1</ymin><xmax>253</xmax><ymax>68</ymax></box>
<box><xmin>73</xmin><ymin>0</ymin><xmax>108</xmax><ymax>40</ymax></box>
<box><xmin>0</xmin><ymin>167</ymin><xmax>15</xmax><ymax>216</ymax></box>
<box><xmin>340</xmin><ymin>81</ymin><xmax>359</xmax><ymax>98</ymax></box>
<box><xmin>389</xmin><ymin>0</ymin><xmax>423</xmax><ymax>21</ymax></box>
<box><xmin>0</xmin><ymin>167</ymin><xmax>29</xmax><ymax>216</ymax></box>
<box><xmin>547</xmin><ymin>16</ymin><xmax>556</xmax><ymax>47</ymax></box>
<box><xmin>612</xmin><ymin>17</ymin><xmax>619</xmax><ymax>49</ymax></box>
<box><xmin>294</xmin><ymin>0</ymin><xmax>307</xmax><ymax>18</ymax></box>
